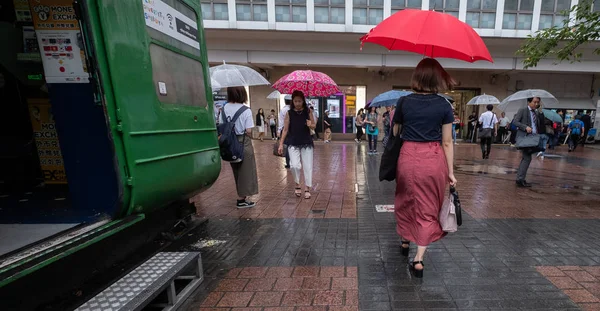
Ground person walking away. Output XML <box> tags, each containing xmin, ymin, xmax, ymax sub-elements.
<box><xmin>256</xmin><ymin>108</ymin><xmax>266</xmax><ymax>142</ymax></box>
<box><xmin>567</xmin><ymin>115</ymin><xmax>585</xmax><ymax>152</ymax></box>
<box><xmin>452</xmin><ymin>111</ymin><xmax>460</xmax><ymax>145</ymax></box>
<box><xmin>223</xmin><ymin>87</ymin><xmax>259</xmax><ymax>208</ymax></box>
<box><xmin>278</xmin><ymin>97</ymin><xmax>292</xmax><ymax>168</ymax></box>
<box><xmin>365</xmin><ymin>106</ymin><xmax>380</xmax><ymax>154</ymax></box>
<box><xmin>278</xmin><ymin>91</ymin><xmax>315</xmax><ymax>199</ymax></box>
<box><xmin>309</xmin><ymin>106</ymin><xmax>320</xmax><ymax>140</ymax></box>
<box><xmin>513</xmin><ymin>97</ymin><xmax>545</xmax><ymax>187</ymax></box>
<box><xmin>268</xmin><ymin>109</ymin><xmax>277</xmax><ymax>140</ymax></box>
<box><xmin>382</xmin><ymin>106</ymin><xmax>392</xmax><ymax>147</ymax></box>
<box><xmin>393</xmin><ymin>58</ymin><xmax>457</xmax><ymax>278</ymax></box>
<box><xmin>467</xmin><ymin>111</ymin><xmax>477</xmax><ymax>143</ymax></box>
<box><xmin>355</xmin><ymin>109</ymin><xmax>365</xmax><ymax>143</ymax></box>
<box><xmin>478</xmin><ymin>104</ymin><xmax>498</xmax><ymax>159</ymax></box>
<box><xmin>537</xmin><ymin>116</ymin><xmax>554</xmax><ymax>158</ymax></box>
<box><xmin>323</xmin><ymin>110</ymin><xmax>332</xmax><ymax>143</ymax></box>
<box><xmin>581</xmin><ymin>111</ymin><xmax>592</xmax><ymax>146</ymax></box>
<box><xmin>498</xmin><ymin>112</ymin><xmax>510</xmax><ymax>143</ymax></box>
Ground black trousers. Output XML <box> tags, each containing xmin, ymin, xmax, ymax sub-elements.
<box><xmin>467</xmin><ymin>126</ymin><xmax>475</xmax><ymax>142</ymax></box>
<box><xmin>497</xmin><ymin>127</ymin><xmax>507</xmax><ymax>143</ymax></box>
<box><xmin>480</xmin><ymin>136</ymin><xmax>492</xmax><ymax>156</ymax></box>
<box><xmin>270</xmin><ymin>125</ymin><xmax>277</xmax><ymax>138</ymax></box>
<box><xmin>356</xmin><ymin>126</ymin><xmax>364</xmax><ymax>141</ymax></box>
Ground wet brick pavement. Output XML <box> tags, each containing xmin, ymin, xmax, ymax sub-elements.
<box><xmin>178</xmin><ymin>141</ymin><xmax>600</xmax><ymax>310</ymax></box>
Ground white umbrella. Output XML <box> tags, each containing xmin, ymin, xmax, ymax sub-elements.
<box><xmin>498</xmin><ymin>89</ymin><xmax>559</xmax><ymax>111</ymax></box>
<box><xmin>467</xmin><ymin>94</ymin><xmax>500</xmax><ymax>106</ymax></box>
<box><xmin>210</xmin><ymin>62</ymin><xmax>270</xmax><ymax>88</ymax></box>
<box><xmin>211</xmin><ymin>78</ymin><xmax>222</xmax><ymax>90</ymax></box>
<box><xmin>267</xmin><ymin>90</ymin><xmax>281</xmax><ymax>99</ymax></box>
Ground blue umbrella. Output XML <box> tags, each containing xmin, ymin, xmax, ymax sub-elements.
<box><xmin>542</xmin><ymin>109</ymin><xmax>563</xmax><ymax>123</ymax></box>
<box><xmin>370</xmin><ymin>90</ymin><xmax>413</xmax><ymax>108</ymax></box>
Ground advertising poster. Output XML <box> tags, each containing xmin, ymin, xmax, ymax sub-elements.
<box><xmin>29</xmin><ymin>0</ymin><xmax>89</xmax><ymax>83</ymax></box>
<box><xmin>327</xmin><ymin>99</ymin><xmax>340</xmax><ymax>118</ymax></box>
<box><xmin>14</xmin><ymin>0</ymin><xmax>33</xmax><ymax>22</ymax></box>
<box><xmin>28</xmin><ymin>99</ymin><xmax>67</xmax><ymax>184</ymax></box>
<box><xmin>142</xmin><ymin>0</ymin><xmax>200</xmax><ymax>50</ymax></box>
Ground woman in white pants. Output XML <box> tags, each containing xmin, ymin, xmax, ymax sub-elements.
<box><xmin>278</xmin><ymin>90</ymin><xmax>315</xmax><ymax>199</ymax></box>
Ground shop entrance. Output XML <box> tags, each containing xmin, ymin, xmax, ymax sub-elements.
<box><xmin>392</xmin><ymin>86</ymin><xmax>480</xmax><ymax>141</ymax></box>
<box><xmin>0</xmin><ymin>3</ymin><xmax>120</xmax><ymax>260</ymax></box>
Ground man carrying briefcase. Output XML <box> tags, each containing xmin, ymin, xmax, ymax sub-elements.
<box><xmin>512</xmin><ymin>97</ymin><xmax>545</xmax><ymax>188</ymax></box>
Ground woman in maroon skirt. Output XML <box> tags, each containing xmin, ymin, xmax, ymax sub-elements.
<box><xmin>392</xmin><ymin>58</ymin><xmax>457</xmax><ymax>278</ymax></box>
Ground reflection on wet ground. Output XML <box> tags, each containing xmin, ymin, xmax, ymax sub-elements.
<box><xmin>181</xmin><ymin>141</ymin><xmax>600</xmax><ymax>311</ymax></box>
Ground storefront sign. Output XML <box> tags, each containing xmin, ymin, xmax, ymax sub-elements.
<box><xmin>29</xmin><ymin>0</ymin><xmax>89</xmax><ymax>83</ymax></box>
<box><xmin>28</xmin><ymin>99</ymin><xmax>67</xmax><ymax>184</ymax></box>
<box><xmin>142</xmin><ymin>0</ymin><xmax>200</xmax><ymax>50</ymax></box>
<box><xmin>14</xmin><ymin>0</ymin><xmax>33</xmax><ymax>22</ymax></box>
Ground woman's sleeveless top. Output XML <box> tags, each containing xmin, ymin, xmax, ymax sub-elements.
<box><xmin>288</xmin><ymin>108</ymin><xmax>314</xmax><ymax>149</ymax></box>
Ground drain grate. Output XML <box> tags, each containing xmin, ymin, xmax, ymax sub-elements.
<box><xmin>310</xmin><ymin>210</ymin><xmax>325</xmax><ymax>214</ymax></box>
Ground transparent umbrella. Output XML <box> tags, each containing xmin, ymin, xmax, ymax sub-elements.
<box><xmin>267</xmin><ymin>90</ymin><xmax>281</xmax><ymax>99</ymax></box>
<box><xmin>498</xmin><ymin>89</ymin><xmax>558</xmax><ymax>111</ymax></box>
<box><xmin>210</xmin><ymin>62</ymin><xmax>270</xmax><ymax>88</ymax></box>
<box><xmin>467</xmin><ymin>94</ymin><xmax>500</xmax><ymax>106</ymax></box>
<box><xmin>210</xmin><ymin>78</ymin><xmax>222</xmax><ymax>90</ymax></box>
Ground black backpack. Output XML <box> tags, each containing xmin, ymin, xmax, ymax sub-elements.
<box><xmin>217</xmin><ymin>105</ymin><xmax>249</xmax><ymax>163</ymax></box>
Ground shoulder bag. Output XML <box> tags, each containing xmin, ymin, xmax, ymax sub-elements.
<box><xmin>379</xmin><ymin>98</ymin><xmax>405</xmax><ymax>182</ymax></box>
<box><xmin>479</xmin><ymin>112</ymin><xmax>494</xmax><ymax>139</ymax></box>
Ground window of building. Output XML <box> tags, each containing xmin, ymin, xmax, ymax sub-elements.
<box><xmin>594</xmin><ymin>0</ymin><xmax>600</xmax><ymax>11</ymax></box>
<box><xmin>429</xmin><ymin>0</ymin><xmax>459</xmax><ymax>18</ymax></box>
<box><xmin>353</xmin><ymin>0</ymin><xmax>383</xmax><ymax>25</ymax></box>
<box><xmin>275</xmin><ymin>0</ymin><xmax>307</xmax><ymax>22</ymax></box>
<box><xmin>391</xmin><ymin>0</ymin><xmax>422</xmax><ymax>14</ymax></box>
<box><xmin>539</xmin><ymin>0</ymin><xmax>570</xmax><ymax>29</ymax></box>
<box><xmin>236</xmin><ymin>0</ymin><xmax>268</xmax><ymax>21</ymax></box>
<box><xmin>201</xmin><ymin>0</ymin><xmax>229</xmax><ymax>20</ymax></box>
<box><xmin>149</xmin><ymin>44</ymin><xmax>207</xmax><ymax>107</ymax></box>
<box><xmin>466</xmin><ymin>0</ymin><xmax>497</xmax><ymax>28</ymax></box>
<box><xmin>503</xmin><ymin>0</ymin><xmax>534</xmax><ymax>30</ymax></box>
<box><xmin>314</xmin><ymin>0</ymin><xmax>345</xmax><ymax>24</ymax></box>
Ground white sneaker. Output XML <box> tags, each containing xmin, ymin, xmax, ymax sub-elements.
<box><xmin>536</xmin><ymin>151</ymin><xmax>543</xmax><ymax>157</ymax></box>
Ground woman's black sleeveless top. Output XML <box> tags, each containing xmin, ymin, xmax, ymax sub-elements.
<box><xmin>288</xmin><ymin>108</ymin><xmax>314</xmax><ymax>149</ymax></box>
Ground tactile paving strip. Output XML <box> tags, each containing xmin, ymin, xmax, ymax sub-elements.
<box><xmin>76</xmin><ymin>252</ymin><xmax>199</xmax><ymax>311</ymax></box>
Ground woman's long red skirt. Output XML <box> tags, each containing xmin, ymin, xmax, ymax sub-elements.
<box><xmin>394</xmin><ymin>141</ymin><xmax>448</xmax><ymax>246</ymax></box>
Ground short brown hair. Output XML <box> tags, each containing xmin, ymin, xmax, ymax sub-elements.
<box><xmin>410</xmin><ymin>58</ymin><xmax>456</xmax><ymax>93</ymax></box>
<box><xmin>227</xmin><ymin>86</ymin><xmax>248</xmax><ymax>103</ymax></box>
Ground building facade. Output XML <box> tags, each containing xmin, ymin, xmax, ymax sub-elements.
<box><xmin>201</xmin><ymin>0</ymin><xmax>600</xmax><ymax>138</ymax></box>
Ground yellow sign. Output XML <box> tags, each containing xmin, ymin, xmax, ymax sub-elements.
<box><xmin>28</xmin><ymin>99</ymin><xmax>67</xmax><ymax>184</ymax></box>
<box><xmin>29</xmin><ymin>0</ymin><xmax>80</xmax><ymax>30</ymax></box>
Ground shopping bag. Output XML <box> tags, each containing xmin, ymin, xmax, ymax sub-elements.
<box><xmin>439</xmin><ymin>193</ymin><xmax>458</xmax><ymax>233</ymax></box>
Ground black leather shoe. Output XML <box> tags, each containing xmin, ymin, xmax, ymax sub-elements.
<box><xmin>516</xmin><ymin>180</ymin><xmax>532</xmax><ymax>188</ymax></box>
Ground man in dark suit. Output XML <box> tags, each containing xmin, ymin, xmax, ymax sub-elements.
<box><xmin>512</xmin><ymin>97</ymin><xmax>546</xmax><ymax>187</ymax></box>
<box><xmin>581</xmin><ymin>111</ymin><xmax>592</xmax><ymax>146</ymax></box>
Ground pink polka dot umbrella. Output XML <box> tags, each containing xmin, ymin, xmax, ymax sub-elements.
<box><xmin>272</xmin><ymin>70</ymin><xmax>341</xmax><ymax>97</ymax></box>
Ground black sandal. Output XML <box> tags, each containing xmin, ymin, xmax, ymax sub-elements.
<box><xmin>411</xmin><ymin>261</ymin><xmax>424</xmax><ymax>278</ymax></box>
<box><xmin>401</xmin><ymin>241</ymin><xmax>410</xmax><ymax>257</ymax></box>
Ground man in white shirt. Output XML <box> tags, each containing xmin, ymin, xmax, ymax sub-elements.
<box><xmin>278</xmin><ymin>95</ymin><xmax>291</xmax><ymax>168</ymax></box>
<box><xmin>497</xmin><ymin>112</ymin><xmax>510</xmax><ymax>144</ymax></box>
<box><xmin>478</xmin><ymin>104</ymin><xmax>498</xmax><ymax>159</ymax></box>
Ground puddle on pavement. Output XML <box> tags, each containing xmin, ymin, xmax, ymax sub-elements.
<box><xmin>456</xmin><ymin>164</ymin><xmax>517</xmax><ymax>175</ymax></box>
<box><xmin>310</xmin><ymin>210</ymin><xmax>325</xmax><ymax>214</ymax></box>
<box><xmin>189</xmin><ymin>239</ymin><xmax>227</xmax><ymax>249</ymax></box>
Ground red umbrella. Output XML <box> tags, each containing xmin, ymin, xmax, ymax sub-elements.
<box><xmin>360</xmin><ymin>9</ymin><xmax>493</xmax><ymax>63</ymax></box>
<box><xmin>272</xmin><ymin>70</ymin><xmax>340</xmax><ymax>97</ymax></box>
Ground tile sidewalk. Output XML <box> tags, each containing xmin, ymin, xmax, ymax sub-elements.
<box><xmin>176</xmin><ymin>141</ymin><xmax>600</xmax><ymax>311</ymax></box>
